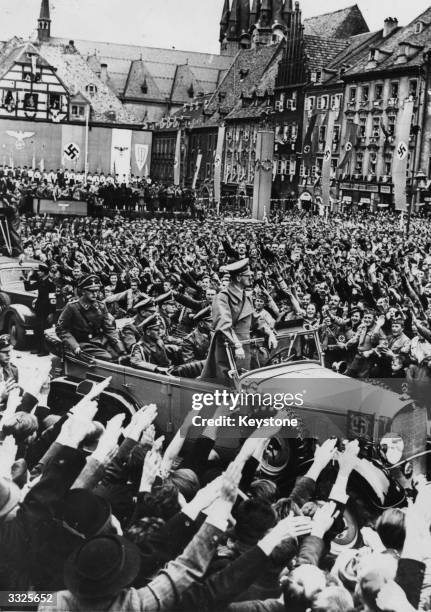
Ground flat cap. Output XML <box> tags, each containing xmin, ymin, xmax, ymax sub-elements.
<box><xmin>0</xmin><ymin>334</ymin><xmax>11</xmax><ymax>350</ymax></box>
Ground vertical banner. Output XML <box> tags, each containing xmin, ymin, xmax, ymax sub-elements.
<box><xmin>111</xmin><ymin>129</ymin><xmax>132</xmax><ymax>181</ymax></box>
<box><xmin>393</xmin><ymin>99</ymin><xmax>414</xmax><ymax>211</ymax></box>
<box><xmin>173</xmin><ymin>129</ymin><xmax>181</xmax><ymax>186</ymax></box>
<box><xmin>321</xmin><ymin>109</ymin><xmax>337</xmax><ymax>208</ymax></box>
<box><xmin>214</xmin><ymin>125</ymin><xmax>225</xmax><ymax>209</ymax></box>
<box><xmin>130</xmin><ymin>131</ymin><xmax>152</xmax><ymax>177</ymax></box>
<box><xmin>338</xmin><ymin>122</ymin><xmax>359</xmax><ymax>171</ymax></box>
<box><xmin>61</xmin><ymin>124</ymin><xmax>85</xmax><ymax>171</ymax></box>
<box><xmin>192</xmin><ymin>152</ymin><xmax>203</xmax><ymax>189</ymax></box>
<box><xmin>252</xmin><ymin>130</ymin><xmax>275</xmax><ymax>220</ymax></box>
<box><xmin>302</xmin><ymin>112</ymin><xmax>318</xmax><ymax>171</ymax></box>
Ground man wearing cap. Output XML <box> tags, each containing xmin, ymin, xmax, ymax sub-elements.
<box><xmin>130</xmin><ymin>314</ymin><xmax>171</xmax><ymax>369</ymax></box>
<box><xmin>23</xmin><ymin>263</ymin><xmax>56</xmax><ymax>356</ymax></box>
<box><xmin>120</xmin><ymin>296</ymin><xmax>156</xmax><ymax>352</ymax></box>
<box><xmin>201</xmin><ymin>259</ymin><xmax>277</xmax><ymax>384</ymax></box>
<box><xmin>56</xmin><ymin>275</ymin><xmax>125</xmax><ymax>361</ymax></box>
<box><xmin>182</xmin><ymin>306</ymin><xmax>212</xmax><ymax>364</ymax></box>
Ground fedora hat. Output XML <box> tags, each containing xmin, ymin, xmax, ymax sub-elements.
<box><xmin>64</xmin><ymin>535</ymin><xmax>141</xmax><ymax>600</ymax></box>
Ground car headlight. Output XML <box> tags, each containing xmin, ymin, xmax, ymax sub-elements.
<box><xmin>379</xmin><ymin>433</ymin><xmax>404</xmax><ymax>465</ymax></box>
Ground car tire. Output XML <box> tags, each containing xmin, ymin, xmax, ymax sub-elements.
<box><xmin>0</xmin><ymin>292</ymin><xmax>11</xmax><ymax>313</ymax></box>
<box><xmin>8</xmin><ymin>315</ymin><xmax>26</xmax><ymax>350</ymax></box>
<box><xmin>330</xmin><ymin>507</ymin><xmax>360</xmax><ymax>555</ymax></box>
<box><xmin>260</xmin><ymin>435</ymin><xmax>292</xmax><ymax>478</ymax></box>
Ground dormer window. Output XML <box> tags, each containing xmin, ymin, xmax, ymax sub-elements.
<box><xmin>310</xmin><ymin>70</ymin><xmax>322</xmax><ymax>84</ymax></box>
<box><xmin>71</xmin><ymin>104</ymin><xmax>86</xmax><ymax>118</ymax></box>
<box><xmin>141</xmin><ymin>79</ymin><xmax>148</xmax><ymax>94</ymax></box>
<box><xmin>415</xmin><ymin>21</ymin><xmax>423</xmax><ymax>34</ymax></box>
<box><xmin>85</xmin><ymin>83</ymin><xmax>97</xmax><ymax>97</ymax></box>
<box><xmin>187</xmin><ymin>84</ymin><xmax>194</xmax><ymax>98</ymax></box>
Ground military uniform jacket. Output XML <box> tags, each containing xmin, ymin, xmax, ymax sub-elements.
<box><xmin>182</xmin><ymin>328</ymin><xmax>210</xmax><ymax>363</ymax></box>
<box><xmin>130</xmin><ymin>339</ymin><xmax>170</xmax><ymax>368</ymax></box>
<box><xmin>56</xmin><ymin>297</ymin><xmax>121</xmax><ymax>353</ymax></box>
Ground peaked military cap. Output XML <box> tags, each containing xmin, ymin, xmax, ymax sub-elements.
<box><xmin>221</xmin><ymin>258</ymin><xmax>250</xmax><ymax>276</ymax></box>
<box><xmin>193</xmin><ymin>305</ymin><xmax>212</xmax><ymax>323</ymax></box>
<box><xmin>79</xmin><ymin>275</ymin><xmax>101</xmax><ymax>291</ymax></box>
<box><xmin>134</xmin><ymin>297</ymin><xmax>156</xmax><ymax>311</ymax></box>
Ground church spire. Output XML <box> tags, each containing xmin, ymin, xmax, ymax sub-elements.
<box><xmin>37</xmin><ymin>0</ymin><xmax>51</xmax><ymax>42</ymax></box>
<box><xmin>219</xmin><ymin>0</ymin><xmax>230</xmax><ymax>43</ymax></box>
<box><xmin>282</xmin><ymin>0</ymin><xmax>293</xmax><ymax>29</ymax></box>
<box><xmin>239</xmin><ymin>0</ymin><xmax>251</xmax><ymax>46</ymax></box>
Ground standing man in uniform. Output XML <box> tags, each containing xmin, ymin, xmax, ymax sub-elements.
<box><xmin>56</xmin><ymin>275</ymin><xmax>125</xmax><ymax>362</ymax></box>
<box><xmin>201</xmin><ymin>259</ymin><xmax>278</xmax><ymax>385</ymax></box>
<box><xmin>23</xmin><ymin>263</ymin><xmax>56</xmax><ymax>356</ymax></box>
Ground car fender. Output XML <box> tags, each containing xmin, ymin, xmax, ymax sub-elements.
<box><xmin>2</xmin><ymin>304</ymin><xmax>36</xmax><ymax>329</ymax></box>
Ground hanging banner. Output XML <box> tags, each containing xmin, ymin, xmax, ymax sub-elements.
<box><xmin>338</xmin><ymin>121</ymin><xmax>359</xmax><ymax>171</ymax></box>
<box><xmin>321</xmin><ymin>109</ymin><xmax>337</xmax><ymax>208</ymax></box>
<box><xmin>63</xmin><ymin>142</ymin><xmax>80</xmax><ymax>164</ymax></box>
<box><xmin>393</xmin><ymin>99</ymin><xmax>414</xmax><ymax>211</ymax></box>
<box><xmin>173</xmin><ymin>129</ymin><xmax>181</xmax><ymax>186</ymax></box>
<box><xmin>135</xmin><ymin>144</ymin><xmax>149</xmax><ymax>173</ymax></box>
<box><xmin>111</xmin><ymin>128</ymin><xmax>132</xmax><ymax>181</ymax></box>
<box><xmin>192</xmin><ymin>152</ymin><xmax>203</xmax><ymax>189</ymax></box>
<box><xmin>214</xmin><ymin>125</ymin><xmax>225</xmax><ymax>206</ymax></box>
<box><xmin>302</xmin><ymin>112</ymin><xmax>318</xmax><ymax>170</ymax></box>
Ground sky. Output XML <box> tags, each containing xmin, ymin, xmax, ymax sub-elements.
<box><xmin>0</xmin><ymin>0</ymin><xmax>431</xmax><ymax>54</ymax></box>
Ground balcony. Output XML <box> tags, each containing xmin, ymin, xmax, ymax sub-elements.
<box><xmin>359</xmin><ymin>100</ymin><xmax>370</xmax><ymax>111</ymax></box>
<box><xmin>368</xmin><ymin>136</ymin><xmax>380</xmax><ymax>149</ymax></box>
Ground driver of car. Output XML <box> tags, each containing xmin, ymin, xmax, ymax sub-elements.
<box><xmin>130</xmin><ymin>314</ymin><xmax>171</xmax><ymax>369</ymax></box>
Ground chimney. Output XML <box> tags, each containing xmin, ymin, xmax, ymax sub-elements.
<box><xmin>100</xmin><ymin>63</ymin><xmax>108</xmax><ymax>83</ymax></box>
<box><xmin>383</xmin><ymin>17</ymin><xmax>398</xmax><ymax>38</ymax></box>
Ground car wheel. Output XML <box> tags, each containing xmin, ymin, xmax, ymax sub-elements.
<box><xmin>8</xmin><ymin>315</ymin><xmax>26</xmax><ymax>350</ymax></box>
<box><xmin>260</xmin><ymin>435</ymin><xmax>292</xmax><ymax>477</ymax></box>
<box><xmin>0</xmin><ymin>292</ymin><xmax>11</xmax><ymax>313</ymax></box>
<box><xmin>330</xmin><ymin>507</ymin><xmax>360</xmax><ymax>555</ymax></box>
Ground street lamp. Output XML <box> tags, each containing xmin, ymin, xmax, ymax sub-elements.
<box><xmin>406</xmin><ymin>169</ymin><xmax>427</xmax><ymax>237</ymax></box>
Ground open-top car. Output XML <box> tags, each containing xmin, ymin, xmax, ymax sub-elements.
<box><xmin>0</xmin><ymin>257</ymin><xmax>40</xmax><ymax>348</ymax></box>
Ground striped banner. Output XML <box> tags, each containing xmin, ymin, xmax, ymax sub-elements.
<box><xmin>321</xmin><ymin>109</ymin><xmax>337</xmax><ymax>208</ymax></box>
<box><xmin>214</xmin><ymin>125</ymin><xmax>225</xmax><ymax>206</ymax></box>
<box><xmin>393</xmin><ymin>99</ymin><xmax>414</xmax><ymax>211</ymax></box>
<box><xmin>302</xmin><ymin>112</ymin><xmax>318</xmax><ymax>170</ymax></box>
<box><xmin>173</xmin><ymin>129</ymin><xmax>181</xmax><ymax>186</ymax></box>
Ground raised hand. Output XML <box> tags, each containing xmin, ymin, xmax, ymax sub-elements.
<box><xmin>310</xmin><ymin>501</ymin><xmax>339</xmax><ymax>538</ymax></box>
<box><xmin>92</xmin><ymin>414</ymin><xmax>125</xmax><ymax>462</ymax></box>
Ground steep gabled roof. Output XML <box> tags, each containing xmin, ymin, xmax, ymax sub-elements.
<box><xmin>123</xmin><ymin>59</ymin><xmax>163</xmax><ymax>100</ymax></box>
<box><xmin>304</xmin><ymin>4</ymin><xmax>369</xmax><ymax>39</ymax></box>
<box><xmin>48</xmin><ymin>37</ymin><xmax>233</xmax><ymax>101</ymax></box>
<box><xmin>170</xmin><ymin>64</ymin><xmax>205</xmax><ymax>104</ymax></box>
<box><xmin>344</xmin><ymin>7</ymin><xmax>431</xmax><ymax>76</ymax></box>
<box><xmin>304</xmin><ymin>35</ymin><xmax>349</xmax><ymax>72</ymax></box>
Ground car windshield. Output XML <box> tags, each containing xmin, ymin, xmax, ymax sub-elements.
<box><xmin>0</xmin><ymin>267</ymin><xmax>35</xmax><ymax>290</ymax></box>
<box><xmin>245</xmin><ymin>328</ymin><xmax>321</xmax><ymax>370</ymax></box>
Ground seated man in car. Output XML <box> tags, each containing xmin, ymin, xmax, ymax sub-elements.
<box><xmin>120</xmin><ymin>297</ymin><xmax>157</xmax><ymax>352</ymax></box>
<box><xmin>130</xmin><ymin>314</ymin><xmax>171</xmax><ymax>370</ymax></box>
<box><xmin>182</xmin><ymin>306</ymin><xmax>212</xmax><ymax>363</ymax></box>
<box><xmin>56</xmin><ymin>275</ymin><xmax>125</xmax><ymax>362</ymax></box>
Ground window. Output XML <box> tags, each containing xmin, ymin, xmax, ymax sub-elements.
<box><xmin>369</xmin><ymin>151</ymin><xmax>377</xmax><ymax>174</ymax></box>
<box><xmin>409</xmin><ymin>79</ymin><xmax>418</xmax><ymax>98</ymax></box>
<box><xmin>359</xmin><ymin>116</ymin><xmax>367</xmax><ymax>137</ymax></box>
<box><xmin>331</xmin><ymin>94</ymin><xmax>342</xmax><ymax>110</ymax></box>
<box><xmin>361</xmin><ymin>86</ymin><xmax>369</xmax><ymax>102</ymax></box>
<box><xmin>355</xmin><ymin>151</ymin><xmax>364</xmax><ymax>174</ymax></box>
<box><xmin>372</xmin><ymin>116</ymin><xmax>380</xmax><ymax>137</ymax></box>
<box><xmin>390</xmin><ymin>82</ymin><xmax>399</xmax><ymax>99</ymax></box>
<box><xmin>306</xmin><ymin>96</ymin><xmax>315</xmax><ymax>111</ymax></box>
<box><xmin>374</xmin><ymin>84</ymin><xmax>384</xmax><ymax>100</ymax></box>
<box><xmin>48</xmin><ymin>93</ymin><xmax>61</xmax><ymax>110</ymax></box>
<box><xmin>85</xmin><ymin>83</ymin><xmax>97</xmax><ymax>96</ymax></box>
<box><xmin>319</xmin><ymin>125</ymin><xmax>327</xmax><ymax>142</ymax></box>
<box><xmin>23</xmin><ymin>92</ymin><xmax>38</xmax><ymax>110</ymax></box>
<box><xmin>349</xmin><ymin>87</ymin><xmax>357</xmax><ymax>103</ymax></box>
<box><xmin>317</xmin><ymin>95</ymin><xmax>329</xmax><ymax>110</ymax></box>
<box><xmin>333</xmin><ymin>125</ymin><xmax>341</xmax><ymax>142</ymax></box>
<box><xmin>310</xmin><ymin>70</ymin><xmax>322</xmax><ymax>83</ymax></box>
<box><xmin>71</xmin><ymin>104</ymin><xmax>85</xmax><ymax>117</ymax></box>
<box><xmin>387</xmin><ymin>114</ymin><xmax>396</xmax><ymax>136</ymax></box>
<box><xmin>384</xmin><ymin>152</ymin><xmax>393</xmax><ymax>176</ymax></box>
<box><xmin>415</xmin><ymin>21</ymin><xmax>423</xmax><ymax>34</ymax></box>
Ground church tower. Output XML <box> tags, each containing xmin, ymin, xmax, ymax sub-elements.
<box><xmin>37</xmin><ymin>0</ymin><xmax>51</xmax><ymax>43</ymax></box>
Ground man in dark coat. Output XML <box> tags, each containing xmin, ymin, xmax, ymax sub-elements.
<box><xmin>182</xmin><ymin>306</ymin><xmax>212</xmax><ymax>363</ymax></box>
<box><xmin>24</xmin><ymin>263</ymin><xmax>56</xmax><ymax>356</ymax></box>
<box><xmin>130</xmin><ymin>314</ymin><xmax>171</xmax><ymax>369</ymax></box>
<box><xmin>201</xmin><ymin>259</ymin><xmax>277</xmax><ymax>385</ymax></box>
<box><xmin>56</xmin><ymin>275</ymin><xmax>125</xmax><ymax>361</ymax></box>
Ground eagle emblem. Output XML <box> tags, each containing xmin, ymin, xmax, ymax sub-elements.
<box><xmin>6</xmin><ymin>130</ymin><xmax>35</xmax><ymax>150</ymax></box>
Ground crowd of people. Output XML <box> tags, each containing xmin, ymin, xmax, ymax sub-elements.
<box><xmin>0</xmin><ymin>174</ymin><xmax>430</xmax><ymax>609</ymax></box>
<box><xmin>0</xmin><ymin>165</ymin><xmax>199</xmax><ymax>214</ymax></box>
